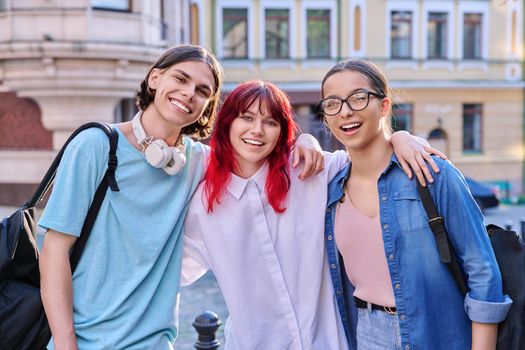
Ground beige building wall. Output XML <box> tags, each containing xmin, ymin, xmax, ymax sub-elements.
<box><xmin>192</xmin><ymin>0</ymin><xmax>524</xmax><ymax>195</ymax></box>
<box><xmin>0</xmin><ymin>0</ymin><xmax>191</xmax><ymax>204</ymax></box>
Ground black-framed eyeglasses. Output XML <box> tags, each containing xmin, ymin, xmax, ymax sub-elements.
<box><xmin>318</xmin><ymin>90</ymin><xmax>385</xmax><ymax>116</ymax></box>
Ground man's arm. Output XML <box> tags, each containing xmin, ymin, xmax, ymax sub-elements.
<box><xmin>39</xmin><ymin>230</ymin><xmax>79</xmax><ymax>350</ymax></box>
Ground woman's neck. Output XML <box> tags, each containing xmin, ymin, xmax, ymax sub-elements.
<box><xmin>346</xmin><ymin>134</ymin><xmax>393</xmax><ymax>180</ymax></box>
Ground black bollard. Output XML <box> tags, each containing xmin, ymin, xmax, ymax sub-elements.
<box><xmin>505</xmin><ymin>220</ymin><xmax>513</xmax><ymax>231</ymax></box>
<box><xmin>193</xmin><ymin>311</ymin><xmax>222</xmax><ymax>350</ymax></box>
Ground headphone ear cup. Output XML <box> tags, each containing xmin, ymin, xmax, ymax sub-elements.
<box><xmin>162</xmin><ymin>147</ymin><xmax>186</xmax><ymax>175</ymax></box>
<box><xmin>144</xmin><ymin>139</ymin><xmax>172</xmax><ymax>168</ymax></box>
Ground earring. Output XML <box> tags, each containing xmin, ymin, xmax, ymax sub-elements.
<box><xmin>198</xmin><ymin>116</ymin><xmax>209</xmax><ymax>126</ymax></box>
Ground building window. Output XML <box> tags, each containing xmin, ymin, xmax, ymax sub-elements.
<box><xmin>392</xmin><ymin>103</ymin><xmax>413</xmax><ymax>132</ymax></box>
<box><xmin>463</xmin><ymin>104</ymin><xmax>482</xmax><ymax>152</ymax></box>
<box><xmin>307</xmin><ymin>9</ymin><xmax>331</xmax><ymax>58</ymax></box>
<box><xmin>391</xmin><ymin>11</ymin><xmax>412</xmax><ymax>59</ymax></box>
<box><xmin>223</xmin><ymin>8</ymin><xmax>248</xmax><ymax>59</ymax></box>
<box><xmin>427</xmin><ymin>12</ymin><xmax>447</xmax><ymax>59</ymax></box>
<box><xmin>91</xmin><ymin>0</ymin><xmax>130</xmax><ymax>11</ymax></box>
<box><xmin>265</xmin><ymin>9</ymin><xmax>290</xmax><ymax>59</ymax></box>
<box><xmin>463</xmin><ymin>13</ymin><xmax>482</xmax><ymax>59</ymax></box>
<box><xmin>354</xmin><ymin>6</ymin><xmax>361</xmax><ymax>51</ymax></box>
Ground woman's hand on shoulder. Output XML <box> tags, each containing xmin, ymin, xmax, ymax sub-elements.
<box><xmin>391</xmin><ymin>131</ymin><xmax>447</xmax><ymax>186</ymax></box>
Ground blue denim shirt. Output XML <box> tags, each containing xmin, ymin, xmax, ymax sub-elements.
<box><xmin>324</xmin><ymin>154</ymin><xmax>512</xmax><ymax>350</ymax></box>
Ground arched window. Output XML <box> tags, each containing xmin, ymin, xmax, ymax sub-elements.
<box><xmin>428</xmin><ymin>128</ymin><xmax>448</xmax><ymax>155</ymax></box>
<box><xmin>354</xmin><ymin>6</ymin><xmax>361</xmax><ymax>51</ymax></box>
<box><xmin>428</xmin><ymin>128</ymin><xmax>446</xmax><ymax>140</ymax></box>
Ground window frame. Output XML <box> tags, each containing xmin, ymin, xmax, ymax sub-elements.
<box><xmin>91</xmin><ymin>0</ymin><xmax>131</xmax><ymax>12</ymax></box>
<box><xmin>506</xmin><ymin>1</ymin><xmax>522</xmax><ymax>59</ymax></box>
<box><xmin>216</xmin><ymin>1</ymin><xmax>254</xmax><ymax>60</ymax></box>
<box><xmin>220</xmin><ymin>8</ymin><xmax>250</xmax><ymax>60</ymax></box>
<box><xmin>386</xmin><ymin>1</ymin><xmax>419</xmax><ymax>61</ymax></box>
<box><xmin>301</xmin><ymin>0</ymin><xmax>337</xmax><ymax>61</ymax></box>
<box><xmin>392</xmin><ymin>103</ymin><xmax>413</xmax><ymax>133</ymax></box>
<box><xmin>349</xmin><ymin>0</ymin><xmax>366</xmax><ymax>57</ymax></box>
<box><xmin>422</xmin><ymin>2</ymin><xmax>454</xmax><ymax>62</ymax></box>
<box><xmin>306</xmin><ymin>8</ymin><xmax>332</xmax><ymax>59</ymax></box>
<box><xmin>458</xmin><ymin>1</ymin><xmax>489</xmax><ymax>62</ymax></box>
<box><xmin>260</xmin><ymin>1</ymin><xmax>295</xmax><ymax>60</ymax></box>
<box><xmin>427</xmin><ymin>12</ymin><xmax>448</xmax><ymax>60</ymax></box>
<box><xmin>462</xmin><ymin>103</ymin><xmax>483</xmax><ymax>153</ymax></box>
<box><xmin>190</xmin><ymin>0</ymin><xmax>205</xmax><ymax>45</ymax></box>
<box><xmin>462</xmin><ymin>13</ymin><xmax>483</xmax><ymax>60</ymax></box>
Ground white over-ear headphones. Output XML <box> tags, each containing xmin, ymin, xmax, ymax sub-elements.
<box><xmin>131</xmin><ymin>111</ymin><xmax>186</xmax><ymax>175</ymax></box>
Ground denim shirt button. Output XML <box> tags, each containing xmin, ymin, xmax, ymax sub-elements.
<box><xmin>382</xmin><ymin>196</ymin><xmax>387</xmax><ymax>201</ymax></box>
<box><xmin>404</xmin><ymin>345</ymin><xmax>410</xmax><ymax>350</ymax></box>
<box><xmin>336</xmin><ymin>290</ymin><xmax>342</xmax><ymax>295</ymax></box>
<box><xmin>328</xmin><ymin>235</ymin><xmax>333</xmax><ymax>240</ymax></box>
<box><xmin>327</xmin><ymin>208</ymin><xmax>331</xmax><ymax>213</ymax></box>
<box><xmin>395</xmin><ymin>283</ymin><xmax>401</xmax><ymax>289</ymax></box>
<box><xmin>400</xmin><ymin>314</ymin><xmax>407</xmax><ymax>321</ymax></box>
<box><xmin>330</xmin><ymin>264</ymin><xmax>336</xmax><ymax>269</ymax></box>
<box><xmin>388</xmin><ymin>254</ymin><xmax>394</xmax><ymax>260</ymax></box>
<box><xmin>383</xmin><ymin>224</ymin><xmax>389</xmax><ymax>230</ymax></box>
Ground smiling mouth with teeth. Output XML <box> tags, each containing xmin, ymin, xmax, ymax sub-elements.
<box><xmin>341</xmin><ymin>122</ymin><xmax>362</xmax><ymax>131</ymax></box>
<box><xmin>243</xmin><ymin>138</ymin><xmax>264</xmax><ymax>146</ymax></box>
<box><xmin>169</xmin><ymin>98</ymin><xmax>192</xmax><ymax>113</ymax></box>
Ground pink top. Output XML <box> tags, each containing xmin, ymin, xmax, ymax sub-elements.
<box><xmin>334</xmin><ymin>192</ymin><xmax>396</xmax><ymax>307</ymax></box>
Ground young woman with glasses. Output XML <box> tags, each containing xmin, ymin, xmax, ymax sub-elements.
<box><xmin>319</xmin><ymin>59</ymin><xmax>511</xmax><ymax>350</ymax></box>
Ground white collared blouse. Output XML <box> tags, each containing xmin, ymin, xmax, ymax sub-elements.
<box><xmin>182</xmin><ymin>151</ymin><xmax>349</xmax><ymax>350</ymax></box>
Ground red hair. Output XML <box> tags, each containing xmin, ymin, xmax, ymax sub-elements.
<box><xmin>204</xmin><ymin>80</ymin><xmax>299</xmax><ymax>213</ymax></box>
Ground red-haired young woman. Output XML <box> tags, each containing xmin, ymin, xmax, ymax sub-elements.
<box><xmin>181</xmin><ymin>80</ymin><xmax>445</xmax><ymax>350</ymax></box>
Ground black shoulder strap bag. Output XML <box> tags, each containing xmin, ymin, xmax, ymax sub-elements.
<box><xmin>0</xmin><ymin>122</ymin><xmax>120</xmax><ymax>350</ymax></box>
<box><xmin>417</xmin><ymin>182</ymin><xmax>525</xmax><ymax>350</ymax></box>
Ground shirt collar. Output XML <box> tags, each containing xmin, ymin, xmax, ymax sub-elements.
<box><xmin>227</xmin><ymin>162</ymin><xmax>269</xmax><ymax>200</ymax></box>
<box><xmin>328</xmin><ymin>152</ymin><xmax>402</xmax><ymax>206</ymax></box>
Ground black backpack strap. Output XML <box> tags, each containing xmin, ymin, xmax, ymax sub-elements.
<box><xmin>68</xmin><ymin>123</ymin><xmax>119</xmax><ymax>272</ymax></box>
<box><xmin>416</xmin><ymin>182</ymin><xmax>468</xmax><ymax>295</ymax></box>
<box><xmin>25</xmin><ymin>122</ymin><xmax>119</xmax><ymax>208</ymax></box>
<box><xmin>22</xmin><ymin>122</ymin><xmax>119</xmax><ymax>272</ymax></box>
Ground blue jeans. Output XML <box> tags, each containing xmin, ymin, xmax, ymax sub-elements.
<box><xmin>356</xmin><ymin>308</ymin><xmax>402</xmax><ymax>350</ymax></box>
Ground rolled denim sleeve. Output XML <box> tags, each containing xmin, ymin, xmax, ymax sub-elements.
<box><xmin>464</xmin><ymin>293</ymin><xmax>513</xmax><ymax>323</ymax></box>
<box><xmin>434</xmin><ymin>159</ymin><xmax>511</xmax><ymax>319</ymax></box>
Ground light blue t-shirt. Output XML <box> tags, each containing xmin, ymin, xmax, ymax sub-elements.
<box><xmin>39</xmin><ymin>127</ymin><xmax>208</xmax><ymax>350</ymax></box>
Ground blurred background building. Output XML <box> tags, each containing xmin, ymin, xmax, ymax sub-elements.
<box><xmin>0</xmin><ymin>0</ymin><xmax>524</xmax><ymax>204</ymax></box>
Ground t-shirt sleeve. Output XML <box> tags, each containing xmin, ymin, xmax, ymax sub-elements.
<box><xmin>38</xmin><ymin>130</ymin><xmax>107</xmax><ymax>237</ymax></box>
